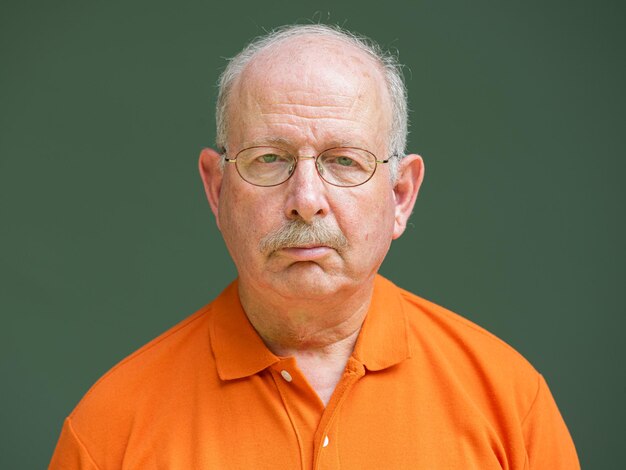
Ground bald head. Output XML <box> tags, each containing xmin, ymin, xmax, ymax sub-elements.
<box><xmin>215</xmin><ymin>25</ymin><xmax>409</xmax><ymax>176</ymax></box>
<box><xmin>238</xmin><ymin>34</ymin><xmax>387</xmax><ymax>96</ymax></box>
<box><xmin>225</xmin><ymin>36</ymin><xmax>392</xmax><ymax>158</ymax></box>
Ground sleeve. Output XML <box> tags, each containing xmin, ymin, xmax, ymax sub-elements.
<box><xmin>522</xmin><ymin>374</ymin><xmax>580</xmax><ymax>470</ymax></box>
<box><xmin>49</xmin><ymin>418</ymin><xmax>100</xmax><ymax>470</ymax></box>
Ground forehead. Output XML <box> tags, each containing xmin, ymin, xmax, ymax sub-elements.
<box><xmin>227</xmin><ymin>37</ymin><xmax>392</xmax><ymax>151</ymax></box>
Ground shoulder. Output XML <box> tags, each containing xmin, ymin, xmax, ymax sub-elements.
<box><xmin>65</xmin><ymin>303</ymin><xmax>216</xmax><ymax>457</ymax></box>
<box><xmin>394</xmin><ymin>281</ymin><xmax>541</xmax><ymax>412</ymax></box>
<box><xmin>73</xmin><ymin>304</ymin><xmax>214</xmax><ymax>416</ymax></box>
<box><xmin>399</xmin><ymin>284</ymin><xmax>535</xmax><ymax>369</ymax></box>
<box><xmin>80</xmin><ymin>306</ymin><xmax>212</xmax><ymax>408</ymax></box>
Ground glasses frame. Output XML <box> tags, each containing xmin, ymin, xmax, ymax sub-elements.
<box><xmin>223</xmin><ymin>146</ymin><xmax>391</xmax><ymax>188</ymax></box>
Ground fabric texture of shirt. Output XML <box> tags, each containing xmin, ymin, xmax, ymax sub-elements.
<box><xmin>50</xmin><ymin>275</ymin><xmax>579</xmax><ymax>469</ymax></box>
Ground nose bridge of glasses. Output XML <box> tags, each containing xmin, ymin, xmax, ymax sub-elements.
<box><xmin>295</xmin><ymin>155</ymin><xmax>317</xmax><ymax>164</ymax></box>
<box><xmin>292</xmin><ymin>154</ymin><xmax>319</xmax><ymax>171</ymax></box>
<box><xmin>289</xmin><ymin>154</ymin><xmax>325</xmax><ymax>182</ymax></box>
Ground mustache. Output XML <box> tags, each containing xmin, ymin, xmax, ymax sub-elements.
<box><xmin>259</xmin><ymin>219</ymin><xmax>348</xmax><ymax>254</ymax></box>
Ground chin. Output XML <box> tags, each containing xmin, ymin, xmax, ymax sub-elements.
<box><xmin>269</xmin><ymin>266</ymin><xmax>348</xmax><ymax>298</ymax></box>
<box><xmin>275</xmin><ymin>265</ymin><xmax>374</xmax><ymax>302</ymax></box>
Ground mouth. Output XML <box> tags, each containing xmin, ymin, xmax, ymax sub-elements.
<box><xmin>258</xmin><ymin>218</ymin><xmax>348</xmax><ymax>260</ymax></box>
<box><xmin>277</xmin><ymin>245</ymin><xmax>335</xmax><ymax>261</ymax></box>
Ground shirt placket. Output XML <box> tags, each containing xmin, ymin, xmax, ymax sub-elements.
<box><xmin>270</xmin><ymin>357</ymin><xmax>325</xmax><ymax>469</ymax></box>
<box><xmin>269</xmin><ymin>356</ymin><xmax>366</xmax><ymax>470</ymax></box>
<box><xmin>312</xmin><ymin>357</ymin><xmax>365</xmax><ymax>470</ymax></box>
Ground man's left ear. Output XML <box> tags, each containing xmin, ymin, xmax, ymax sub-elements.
<box><xmin>392</xmin><ymin>154</ymin><xmax>425</xmax><ymax>239</ymax></box>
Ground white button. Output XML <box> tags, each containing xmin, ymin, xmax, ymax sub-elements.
<box><xmin>323</xmin><ymin>436</ymin><xmax>329</xmax><ymax>447</ymax></box>
<box><xmin>280</xmin><ymin>370</ymin><xmax>293</xmax><ymax>382</ymax></box>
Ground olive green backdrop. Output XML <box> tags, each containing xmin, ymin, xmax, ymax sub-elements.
<box><xmin>1</xmin><ymin>0</ymin><xmax>623</xmax><ymax>468</ymax></box>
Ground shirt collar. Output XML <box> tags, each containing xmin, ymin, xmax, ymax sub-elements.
<box><xmin>352</xmin><ymin>274</ymin><xmax>411</xmax><ymax>371</ymax></box>
<box><xmin>209</xmin><ymin>275</ymin><xmax>410</xmax><ymax>381</ymax></box>
<box><xmin>209</xmin><ymin>280</ymin><xmax>281</xmax><ymax>380</ymax></box>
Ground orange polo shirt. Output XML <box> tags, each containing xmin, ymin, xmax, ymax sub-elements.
<box><xmin>50</xmin><ymin>275</ymin><xmax>579</xmax><ymax>469</ymax></box>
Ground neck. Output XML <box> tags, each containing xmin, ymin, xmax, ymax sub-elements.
<box><xmin>237</xmin><ymin>278</ymin><xmax>375</xmax><ymax>405</ymax></box>
<box><xmin>238</xmin><ymin>279</ymin><xmax>373</xmax><ymax>352</ymax></box>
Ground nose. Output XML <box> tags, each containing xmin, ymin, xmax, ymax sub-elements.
<box><xmin>283</xmin><ymin>156</ymin><xmax>330</xmax><ymax>223</ymax></box>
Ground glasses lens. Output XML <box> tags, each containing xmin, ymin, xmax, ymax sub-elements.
<box><xmin>235</xmin><ymin>147</ymin><xmax>295</xmax><ymax>186</ymax></box>
<box><xmin>318</xmin><ymin>148</ymin><xmax>377</xmax><ymax>187</ymax></box>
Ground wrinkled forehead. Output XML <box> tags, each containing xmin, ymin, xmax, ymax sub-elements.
<box><xmin>226</xmin><ymin>37</ymin><xmax>392</xmax><ymax>148</ymax></box>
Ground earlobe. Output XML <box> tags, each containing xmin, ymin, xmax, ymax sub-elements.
<box><xmin>198</xmin><ymin>148</ymin><xmax>224</xmax><ymax>226</ymax></box>
<box><xmin>392</xmin><ymin>154</ymin><xmax>425</xmax><ymax>239</ymax></box>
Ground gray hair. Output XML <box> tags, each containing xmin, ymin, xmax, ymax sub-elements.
<box><xmin>215</xmin><ymin>24</ymin><xmax>409</xmax><ymax>178</ymax></box>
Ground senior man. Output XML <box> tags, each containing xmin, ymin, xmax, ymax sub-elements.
<box><xmin>50</xmin><ymin>24</ymin><xmax>579</xmax><ymax>469</ymax></box>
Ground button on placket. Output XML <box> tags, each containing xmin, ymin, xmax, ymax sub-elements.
<box><xmin>280</xmin><ymin>369</ymin><xmax>293</xmax><ymax>382</ymax></box>
<box><xmin>313</xmin><ymin>361</ymin><xmax>366</xmax><ymax>469</ymax></box>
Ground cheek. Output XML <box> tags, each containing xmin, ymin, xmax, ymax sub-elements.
<box><xmin>218</xmin><ymin>182</ymin><xmax>279</xmax><ymax>256</ymax></box>
<box><xmin>218</xmin><ymin>182</ymin><xmax>254</xmax><ymax>253</ymax></box>
<box><xmin>344</xmin><ymin>193</ymin><xmax>396</xmax><ymax>247</ymax></box>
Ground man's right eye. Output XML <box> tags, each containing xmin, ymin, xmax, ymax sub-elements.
<box><xmin>259</xmin><ymin>154</ymin><xmax>279</xmax><ymax>163</ymax></box>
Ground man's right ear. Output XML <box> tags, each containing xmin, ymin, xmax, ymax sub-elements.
<box><xmin>198</xmin><ymin>148</ymin><xmax>223</xmax><ymax>226</ymax></box>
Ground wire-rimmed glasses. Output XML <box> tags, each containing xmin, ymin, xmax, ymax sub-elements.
<box><xmin>224</xmin><ymin>146</ymin><xmax>390</xmax><ymax>188</ymax></box>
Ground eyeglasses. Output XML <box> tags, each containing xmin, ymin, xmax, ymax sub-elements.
<box><xmin>224</xmin><ymin>146</ymin><xmax>390</xmax><ymax>188</ymax></box>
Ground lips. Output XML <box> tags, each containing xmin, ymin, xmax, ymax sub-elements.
<box><xmin>278</xmin><ymin>245</ymin><xmax>334</xmax><ymax>261</ymax></box>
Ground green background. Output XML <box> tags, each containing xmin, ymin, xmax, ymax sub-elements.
<box><xmin>1</xmin><ymin>0</ymin><xmax>624</xmax><ymax>468</ymax></box>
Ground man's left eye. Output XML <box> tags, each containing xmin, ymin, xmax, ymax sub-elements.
<box><xmin>335</xmin><ymin>156</ymin><xmax>354</xmax><ymax>166</ymax></box>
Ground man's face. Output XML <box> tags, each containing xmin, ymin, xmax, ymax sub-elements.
<box><xmin>208</xmin><ymin>39</ymin><xmax>413</xmax><ymax>301</ymax></box>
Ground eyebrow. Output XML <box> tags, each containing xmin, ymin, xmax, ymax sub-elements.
<box><xmin>244</xmin><ymin>137</ymin><xmax>294</xmax><ymax>148</ymax></box>
<box><xmin>243</xmin><ymin>137</ymin><xmax>364</xmax><ymax>149</ymax></box>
